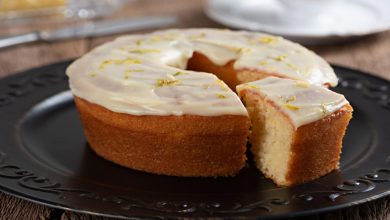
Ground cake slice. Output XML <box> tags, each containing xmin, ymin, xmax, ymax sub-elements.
<box><xmin>236</xmin><ymin>77</ymin><xmax>353</xmax><ymax>186</ymax></box>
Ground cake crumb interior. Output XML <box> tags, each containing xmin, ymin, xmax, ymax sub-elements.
<box><xmin>242</xmin><ymin>91</ymin><xmax>294</xmax><ymax>186</ymax></box>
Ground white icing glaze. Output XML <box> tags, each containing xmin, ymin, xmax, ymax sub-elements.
<box><xmin>236</xmin><ymin>77</ymin><xmax>349</xmax><ymax>128</ymax></box>
<box><xmin>66</xmin><ymin>28</ymin><xmax>338</xmax><ymax>116</ymax></box>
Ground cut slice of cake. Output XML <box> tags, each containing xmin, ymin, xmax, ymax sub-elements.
<box><xmin>237</xmin><ymin>77</ymin><xmax>353</xmax><ymax>186</ymax></box>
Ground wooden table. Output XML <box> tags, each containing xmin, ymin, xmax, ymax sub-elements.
<box><xmin>0</xmin><ymin>0</ymin><xmax>389</xmax><ymax>219</ymax></box>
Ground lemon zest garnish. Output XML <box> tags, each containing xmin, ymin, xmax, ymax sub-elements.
<box><xmin>123</xmin><ymin>69</ymin><xmax>144</xmax><ymax>79</ymax></box>
<box><xmin>286</xmin><ymin>95</ymin><xmax>296</xmax><ymax>103</ymax></box>
<box><xmin>272</xmin><ymin>55</ymin><xmax>287</xmax><ymax>62</ymax></box>
<box><xmin>285</xmin><ymin>104</ymin><xmax>300</xmax><ymax>111</ymax></box>
<box><xmin>203</xmin><ymin>80</ymin><xmax>229</xmax><ymax>91</ymax></box>
<box><xmin>156</xmin><ymin>79</ymin><xmax>180</xmax><ymax>87</ymax></box>
<box><xmin>216</xmin><ymin>79</ymin><xmax>229</xmax><ymax>91</ymax></box>
<box><xmin>88</xmin><ymin>72</ymin><xmax>97</xmax><ymax>77</ymax></box>
<box><xmin>126</xmin><ymin>69</ymin><xmax>144</xmax><ymax>72</ymax></box>
<box><xmin>279</xmin><ymin>95</ymin><xmax>296</xmax><ymax>102</ymax></box>
<box><xmin>259</xmin><ymin>60</ymin><xmax>268</xmax><ymax>66</ymax></box>
<box><xmin>295</xmin><ymin>80</ymin><xmax>310</xmax><ymax>88</ymax></box>
<box><xmin>320</xmin><ymin>104</ymin><xmax>330</xmax><ymax>115</ymax></box>
<box><xmin>246</xmin><ymin>84</ymin><xmax>260</xmax><ymax>89</ymax></box>
<box><xmin>99</xmin><ymin>58</ymin><xmax>141</xmax><ymax>69</ymax></box>
<box><xmin>135</xmin><ymin>40</ymin><xmax>143</xmax><ymax>46</ymax></box>
<box><xmin>217</xmin><ymin>94</ymin><xmax>226</xmax><ymax>99</ymax></box>
<box><xmin>280</xmin><ymin>95</ymin><xmax>299</xmax><ymax>110</ymax></box>
<box><xmin>119</xmin><ymin>58</ymin><xmax>141</xmax><ymax>65</ymax></box>
<box><xmin>173</xmin><ymin>71</ymin><xmax>187</xmax><ymax>77</ymax></box>
<box><xmin>128</xmin><ymin>49</ymin><xmax>160</xmax><ymax>54</ymax></box>
<box><xmin>239</xmin><ymin>47</ymin><xmax>252</xmax><ymax>53</ymax></box>
<box><xmin>259</xmin><ymin>36</ymin><xmax>278</xmax><ymax>44</ymax></box>
<box><xmin>99</xmin><ymin>60</ymin><xmax>113</xmax><ymax>69</ymax></box>
<box><xmin>287</xmin><ymin>63</ymin><xmax>299</xmax><ymax>71</ymax></box>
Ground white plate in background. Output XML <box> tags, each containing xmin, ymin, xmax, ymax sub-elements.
<box><xmin>205</xmin><ymin>0</ymin><xmax>390</xmax><ymax>44</ymax></box>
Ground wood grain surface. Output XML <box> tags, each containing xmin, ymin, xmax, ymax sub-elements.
<box><xmin>0</xmin><ymin>0</ymin><xmax>389</xmax><ymax>219</ymax></box>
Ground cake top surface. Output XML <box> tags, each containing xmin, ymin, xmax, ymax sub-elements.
<box><xmin>67</xmin><ymin>28</ymin><xmax>337</xmax><ymax>116</ymax></box>
<box><xmin>236</xmin><ymin>77</ymin><xmax>350</xmax><ymax>128</ymax></box>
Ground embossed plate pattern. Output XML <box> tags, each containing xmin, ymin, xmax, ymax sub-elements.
<box><xmin>0</xmin><ymin>60</ymin><xmax>389</xmax><ymax>219</ymax></box>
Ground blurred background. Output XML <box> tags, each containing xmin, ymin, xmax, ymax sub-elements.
<box><xmin>0</xmin><ymin>0</ymin><xmax>389</xmax><ymax>80</ymax></box>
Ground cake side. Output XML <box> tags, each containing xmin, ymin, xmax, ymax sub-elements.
<box><xmin>286</xmin><ymin>104</ymin><xmax>353</xmax><ymax>185</ymax></box>
<box><xmin>74</xmin><ymin>96</ymin><xmax>250</xmax><ymax>177</ymax></box>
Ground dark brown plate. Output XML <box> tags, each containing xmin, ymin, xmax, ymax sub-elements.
<box><xmin>0</xmin><ymin>60</ymin><xmax>389</xmax><ymax>219</ymax></box>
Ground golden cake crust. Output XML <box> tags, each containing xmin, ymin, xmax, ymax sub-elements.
<box><xmin>74</xmin><ymin>96</ymin><xmax>250</xmax><ymax>177</ymax></box>
<box><xmin>286</xmin><ymin>104</ymin><xmax>353</xmax><ymax>185</ymax></box>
